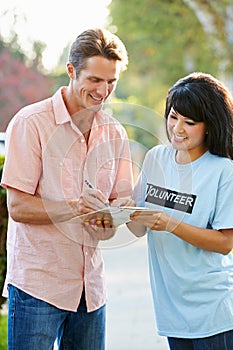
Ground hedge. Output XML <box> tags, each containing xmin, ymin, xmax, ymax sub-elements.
<box><xmin>0</xmin><ymin>156</ymin><xmax>7</xmax><ymax>309</ymax></box>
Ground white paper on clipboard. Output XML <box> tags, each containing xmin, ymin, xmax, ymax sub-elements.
<box><xmin>78</xmin><ymin>206</ymin><xmax>149</xmax><ymax>226</ymax></box>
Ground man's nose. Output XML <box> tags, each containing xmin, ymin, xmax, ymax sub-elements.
<box><xmin>97</xmin><ymin>82</ymin><xmax>108</xmax><ymax>97</ymax></box>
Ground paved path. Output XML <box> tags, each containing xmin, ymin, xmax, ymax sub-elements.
<box><xmin>101</xmin><ymin>225</ymin><xmax>169</xmax><ymax>350</ymax></box>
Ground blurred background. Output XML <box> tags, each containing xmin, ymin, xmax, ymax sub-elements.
<box><xmin>0</xmin><ymin>0</ymin><xmax>233</xmax><ymax>348</ymax></box>
<box><xmin>0</xmin><ymin>0</ymin><xmax>232</xmax><ymax>136</ymax></box>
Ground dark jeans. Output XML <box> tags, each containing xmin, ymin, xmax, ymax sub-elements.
<box><xmin>168</xmin><ymin>330</ymin><xmax>233</xmax><ymax>350</ymax></box>
<box><xmin>8</xmin><ymin>284</ymin><xmax>106</xmax><ymax>350</ymax></box>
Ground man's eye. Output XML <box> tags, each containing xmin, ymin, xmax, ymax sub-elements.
<box><xmin>89</xmin><ymin>77</ymin><xmax>100</xmax><ymax>83</ymax></box>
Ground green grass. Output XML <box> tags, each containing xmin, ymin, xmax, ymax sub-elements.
<box><xmin>0</xmin><ymin>314</ymin><xmax>7</xmax><ymax>350</ymax></box>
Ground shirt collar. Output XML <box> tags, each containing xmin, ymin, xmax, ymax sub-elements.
<box><xmin>52</xmin><ymin>87</ymin><xmax>71</xmax><ymax>125</ymax></box>
<box><xmin>51</xmin><ymin>87</ymin><xmax>111</xmax><ymax>128</ymax></box>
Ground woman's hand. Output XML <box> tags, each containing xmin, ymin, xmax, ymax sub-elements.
<box><xmin>130</xmin><ymin>209</ymin><xmax>233</xmax><ymax>255</ymax></box>
<box><xmin>130</xmin><ymin>210</ymin><xmax>178</xmax><ymax>232</ymax></box>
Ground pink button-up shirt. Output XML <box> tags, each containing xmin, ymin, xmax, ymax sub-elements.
<box><xmin>1</xmin><ymin>87</ymin><xmax>133</xmax><ymax>312</ymax></box>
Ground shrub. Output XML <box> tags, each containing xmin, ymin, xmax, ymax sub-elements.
<box><xmin>0</xmin><ymin>315</ymin><xmax>7</xmax><ymax>350</ymax></box>
<box><xmin>0</xmin><ymin>156</ymin><xmax>7</xmax><ymax>309</ymax></box>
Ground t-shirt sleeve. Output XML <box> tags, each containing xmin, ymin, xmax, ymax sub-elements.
<box><xmin>211</xmin><ymin>162</ymin><xmax>233</xmax><ymax>230</ymax></box>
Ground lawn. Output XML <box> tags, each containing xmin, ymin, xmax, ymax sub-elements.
<box><xmin>0</xmin><ymin>315</ymin><xmax>7</xmax><ymax>350</ymax></box>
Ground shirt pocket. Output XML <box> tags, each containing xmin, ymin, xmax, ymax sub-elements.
<box><xmin>41</xmin><ymin>157</ymin><xmax>74</xmax><ymax>200</ymax></box>
<box><xmin>101</xmin><ymin>159</ymin><xmax>115</xmax><ymax>170</ymax></box>
<box><xmin>96</xmin><ymin>156</ymin><xmax>116</xmax><ymax>196</ymax></box>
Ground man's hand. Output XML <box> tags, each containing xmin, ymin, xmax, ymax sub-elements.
<box><xmin>110</xmin><ymin>197</ymin><xmax>135</xmax><ymax>208</ymax></box>
<box><xmin>83</xmin><ymin>215</ymin><xmax>116</xmax><ymax>241</ymax></box>
<box><xmin>78</xmin><ymin>188</ymin><xmax>109</xmax><ymax>214</ymax></box>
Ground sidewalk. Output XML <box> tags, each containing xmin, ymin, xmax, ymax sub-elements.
<box><xmin>101</xmin><ymin>225</ymin><xmax>169</xmax><ymax>350</ymax></box>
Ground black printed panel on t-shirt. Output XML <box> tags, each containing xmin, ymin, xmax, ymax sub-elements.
<box><xmin>145</xmin><ymin>183</ymin><xmax>196</xmax><ymax>214</ymax></box>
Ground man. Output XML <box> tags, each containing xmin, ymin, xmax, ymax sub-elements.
<box><xmin>1</xmin><ymin>28</ymin><xmax>133</xmax><ymax>350</ymax></box>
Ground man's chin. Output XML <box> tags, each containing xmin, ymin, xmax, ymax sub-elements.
<box><xmin>87</xmin><ymin>104</ymin><xmax>103</xmax><ymax>112</ymax></box>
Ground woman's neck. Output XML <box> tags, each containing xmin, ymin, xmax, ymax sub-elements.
<box><xmin>175</xmin><ymin>147</ymin><xmax>208</xmax><ymax>164</ymax></box>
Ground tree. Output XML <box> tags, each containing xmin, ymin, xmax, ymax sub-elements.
<box><xmin>107</xmin><ymin>0</ymin><xmax>231</xmax><ymax>114</ymax></box>
<box><xmin>0</xmin><ymin>43</ymin><xmax>55</xmax><ymax>131</ymax></box>
<box><xmin>183</xmin><ymin>0</ymin><xmax>233</xmax><ymax>88</ymax></box>
<box><xmin>31</xmin><ymin>40</ymin><xmax>47</xmax><ymax>71</ymax></box>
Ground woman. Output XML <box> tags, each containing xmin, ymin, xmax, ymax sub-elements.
<box><xmin>128</xmin><ymin>72</ymin><xmax>233</xmax><ymax>350</ymax></box>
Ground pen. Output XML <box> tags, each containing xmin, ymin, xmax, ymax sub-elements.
<box><xmin>84</xmin><ymin>179</ymin><xmax>95</xmax><ymax>189</ymax></box>
<box><xmin>84</xmin><ymin>180</ymin><xmax>109</xmax><ymax>207</ymax></box>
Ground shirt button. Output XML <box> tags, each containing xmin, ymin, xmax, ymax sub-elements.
<box><xmin>81</xmin><ymin>139</ymin><xmax>85</xmax><ymax>143</ymax></box>
<box><xmin>85</xmin><ymin>251</ymin><xmax>88</xmax><ymax>256</ymax></box>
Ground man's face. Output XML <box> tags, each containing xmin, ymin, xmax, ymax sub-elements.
<box><xmin>69</xmin><ymin>56</ymin><xmax>122</xmax><ymax>112</ymax></box>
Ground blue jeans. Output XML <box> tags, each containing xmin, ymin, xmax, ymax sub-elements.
<box><xmin>8</xmin><ymin>284</ymin><xmax>106</xmax><ymax>350</ymax></box>
<box><xmin>168</xmin><ymin>330</ymin><xmax>233</xmax><ymax>350</ymax></box>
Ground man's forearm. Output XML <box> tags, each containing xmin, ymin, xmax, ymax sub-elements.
<box><xmin>7</xmin><ymin>188</ymin><xmax>79</xmax><ymax>225</ymax></box>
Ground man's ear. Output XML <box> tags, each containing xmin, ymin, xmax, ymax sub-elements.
<box><xmin>67</xmin><ymin>62</ymin><xmax>76</xmax><ymax>79</ymax></box>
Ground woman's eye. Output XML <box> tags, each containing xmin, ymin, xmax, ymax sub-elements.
<box><xmin>186</xmin><ymin>121</ymin><xmax>195</xmax><ymax>126</ymax></box>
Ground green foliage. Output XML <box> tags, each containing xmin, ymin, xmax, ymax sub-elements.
<box><xmin>50</xmin><ymin>71</ymin><xmax>69</xmax><ymax>93</ymax></box>
<box><xmin>0</xmin><ymin>155</ymin><xmax>4</xmax><ymax>166</ymax></box>
<box><xmin>105</xmin><ymin>99</ymin><xmax>164</xmax><ymax>148</ymax></box>
<box><xmin>108</xmin><ymin>0</ymin><xmax>231</xmax><ymax>115</ymax></box>
<box><xmin>0</xmin><ymin>315</ymin><xmax>7</xmax><ymax>350</ymax></box>
<box><xmin>0</xmin><ymin>156</ymin><xmax>7</xmax><ymax>310</ymax></box>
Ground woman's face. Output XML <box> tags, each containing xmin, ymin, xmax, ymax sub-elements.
<box><xmin>167</xmin><ymin>107</ymin><xmax>208</xmax><ymax>162</ymax></box>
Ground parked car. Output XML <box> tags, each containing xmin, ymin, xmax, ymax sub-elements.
<box><xmin>0</xmin><ymin>133</ymin><xmax>5</xmax><ymax>155</ymax></box>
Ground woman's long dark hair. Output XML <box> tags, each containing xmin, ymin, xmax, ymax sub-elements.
<box><xmin>164</xmin><ymin>72</ymin><xmax>233</xmax><ymax>159</ymax></box>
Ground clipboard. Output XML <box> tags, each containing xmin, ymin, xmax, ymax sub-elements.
<box><xmin>78</xmin><ymin>206</ymin><xmax>149</xmax><ymax>226</ymax></box>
